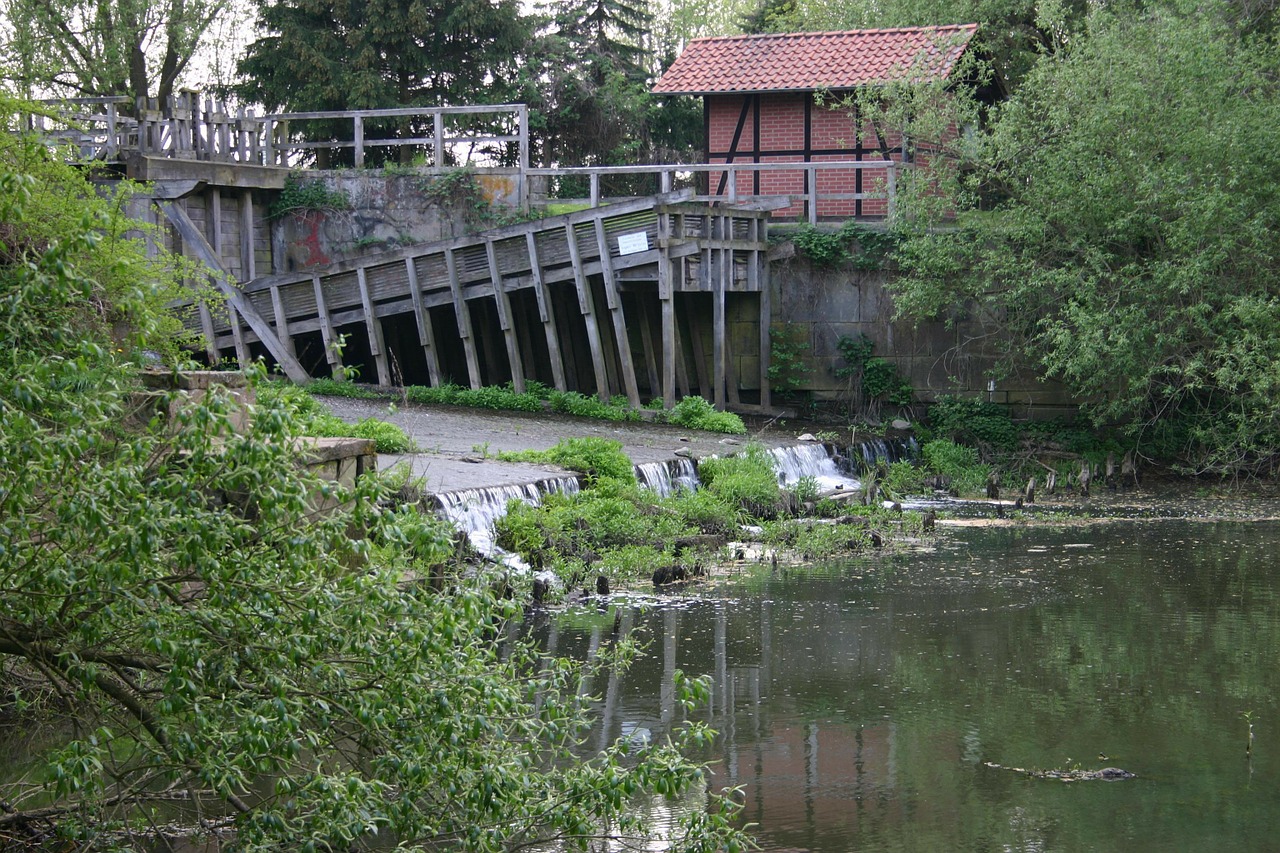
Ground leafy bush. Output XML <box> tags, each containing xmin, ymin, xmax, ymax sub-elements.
<box><xmin>349</xmin><ymin>418</ymin><xmax>415</xmax><ymax>453</ymax></box>
<box><xmin>666</xmin><ymin>396</ymin><xmax>747</xmax><ymax>434</ymax></box>
<box><xmin>922</xmin><ymin>439</ymin><xmax>990</xmax><ymax>495</ymax></box>
<box><xmin>928</xmin><ymin>396</ymin><xmax>1019</xmax><ymax>450</ymax></box>
<box><xmin>269</xmin><ymin>173</ymin><xmax>351</xmax><ymax>219</ymax></box>
<box><xmin>499</xmin><ymin>437</ymin><xmax>637</xmax><ymax>485</ymax></box>
<box><xmin>881</xmin><ymin>459</ymin><xmax>926</xmax><ymax>496</ymax></box>
<box><xmin>698</xmin><ymin>445</ymin><xmax>780</xmax><ymax>515</ymax></box>
<box><xmin>454</xmin><ymin>383</ymin><xmax>543</xmax><ymax>412</ymax></box>
<box><xmin>548</xmin><ymin>390</ymin><xmax>641</xmax><ymax>421</ymax></box>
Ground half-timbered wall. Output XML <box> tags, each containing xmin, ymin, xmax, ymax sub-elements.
<box><xmin>705</xmin><ymin>92</ymin><xmax>904</xmax><ymax>219</ymax></box>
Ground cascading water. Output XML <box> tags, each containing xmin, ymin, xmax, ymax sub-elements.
<box><xmin>635</xmin><ymin>457</ymin><xmax>700</xmax><ymax>498</ymax></box>
<box><xmin>434</xmin><ymin>475</ymin><xmax>580</xmax><ymax>555</ymax></box>
<box><xmin>845</xmin><ymin>436</ymin><xmax>920</xmax><ymax>472</ymax></box>
<box><xmin>768</xmin><ymin>444</ymin><xmax>862</xmax><ymax>492</ymax></box>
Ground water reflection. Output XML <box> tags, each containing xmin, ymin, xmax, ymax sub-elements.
<box><xmin>533</xmin><ymin>519</ymin><xmax>1280</xmax><ymax>851</ymax></box>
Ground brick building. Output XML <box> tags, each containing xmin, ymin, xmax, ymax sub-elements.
<box><xmin>652</xmin><ymin>24</ymin><xmax>979</xmax><ymax>219</ymax></box>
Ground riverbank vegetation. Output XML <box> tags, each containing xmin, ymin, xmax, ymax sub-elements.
<box><xmin>0</xmin><ymin>110</ymin><xmax>750</xmax><ymax>852</ymax></box>
<box><xmin>494</xmin><ymin>438</ymin><xmax>919</xmax><ymax>598</ymax></box>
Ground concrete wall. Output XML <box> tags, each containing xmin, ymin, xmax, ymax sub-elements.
<box><xmin>273</xmin><ymin>172</ymin><xmax>518</xmax><ymax>274</ymax></box>
<box><xmin>769</xmin><ymin>252</ymin><xmax>1075</xmax><ymax>419</ymax></box>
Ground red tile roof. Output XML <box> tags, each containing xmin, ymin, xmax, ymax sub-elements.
<box><xmin>651</xmin><ymin>24</ymin><xmax>979</xmax><ymax>95</ymax></box>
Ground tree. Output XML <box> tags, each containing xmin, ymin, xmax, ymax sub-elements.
<box><xmin>887</xmin><ymin>1</ymin><xmax>1280</xmax><ymax>475</ymax></box>
<box><xmin>1</xmin><ymin>0</ymin><xmax>231</xmax><ymax>104</ymax></box>
<box><xmin>0</xmin><ymin>107</ymin><xmax>752</xmax><ymax>849</ymax></box>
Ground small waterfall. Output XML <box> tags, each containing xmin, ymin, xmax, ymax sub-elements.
<box><xmin>635</xmin><ymin>457</ymin><xmax>700</xmax><ymax>498</ymax></box>
<box><xmin>433</xmin><ymin>475</ymin><xmax>581</xmax><ymax>555</ymax></box>
<box><xmin>847</xmin><ymin>436</ymin><xmax>920</xmax><ymax>472</ymax></box>
<box><xmin>768</xmin><ymin>444</ymin><xmax>861</xmax><ymax>491</ymax></box>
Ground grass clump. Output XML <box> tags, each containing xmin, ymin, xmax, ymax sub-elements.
<box><xmin>697</xmin><ymin>444</ymin><xmax>780</xmax><ymax>516</ymax></box>
<box><xmin>258</xmin><ymin>380</ymin><xmax>414</xmax><ymax>453</ymax></box>
<box><xmin>547</xmin><ymin>390</ymin><xmax>641</xmax><ymax>422</ymax></box>
<box><xmin>498</xmin><ymin>437</ymin><xmax>636</xmax><ymax>485</ymax></box>
<box><xmin>921</xmin><ymin>439</ymin><xmax>989</xmax><ymax>496</ymax></box>
<box><xmin>665</xmin><ymin>396</ymin><xmax>747</xmax><ymax>434</ymax></box>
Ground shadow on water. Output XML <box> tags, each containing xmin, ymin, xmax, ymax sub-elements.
<box><xmin>530</xmin><ymin>514</ymin><xmax>1280</xmax><ymax>852</ymax></box>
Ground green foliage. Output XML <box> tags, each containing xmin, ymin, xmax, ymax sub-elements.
<box><xmin>0</xmin><ymin>129</ymin><xmax>749</xmax><ymax>849</ymax></box>
<box><xmin>767</xmin><ymin>325</ymin><xmax>812</xmax><ymax>395</ymax></box>
<box><xmin>790</xmin><ymin>224</ymin><xmax>853</xmax><ymax>268</ymax></box>
<box><xmin>499</xmin><ymin>437</ymin><xmax>637</xmax><ymax>485</ymax></box>
<box><xmin>792</xmin><ymin>474</ymin><xmax>820</xmax><ymax>504</ymax></box>
<box><xmin>835</xmin><ymin>334</ymin><xmax>913</xmax><ymax>414</ymax></box>
<box><xmin>922</xmin><ymin>439</ymin><xmax>990</xmax><ymax>495</ymax></box>
<box><xmin>882</xmin><ymin>459</ymin><xmax>927</xmax><ymax>496</ymax></box>
<box><xmin>548</xmin><ymin>389</ymin><xmax>642</xmax><ymax>421</ymax></box>
<box><xmin>666</xmin><ymin>395</ymin><xmax>747</xmax><ymax>434</ymax></box>
<box><xmin>419</xmin><ymin>168</ymin><xmax>540</xmax><ymax>231</ymax></box>
<box><xmin>698</xmin><ymin>445</ymin><xmax>781</xmax><ymax>515</ymax></box>
<box><xmin>304</xmin><ymin>376</ymin><xmax>385</xmax><ymax>398</ymax></box>
<box><xmin>786</xmin><ymin>221</ymin><xmax>902</xmax><ymax>270</ymax></box>
<box><xmin>269</xmin><ymin>173</ymin><xmax>351</xmax><ymax>219</ymax></box>
<box><xmin>928</xmin><ymin>396</ymin><xmax>1019</xmax><ymax>451</ymax></box>
<box><xmin>887</xmin><ymin>1</ymin><xmax>1280</xmax><ymax>475</ymax></box>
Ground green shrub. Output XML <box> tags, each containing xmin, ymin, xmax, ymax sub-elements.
<box><xmin>405</xmin><ymin>383</ymin><xmax>465</xmax><ymax>405</ymax></box>
<box><xmin>666</xmin><ymin>396</ymin><xmax>747</xmax><ymax>435</ymax></box>
<box><xmin>349</xmin><ymin>418</ymin><xmax>415</xmax><ymax>453</ymax></box>
<box><xmin>881</xmin><ymin>460</ymin><xmax>926</xmax><ymax>496</ymax></box>
<box><xmin>664</xmin><ymin>488</ymin><xmax>738</xmax><ymax>535</ymax></box>
<box><xmin>454</xmin><ymin>383</ymin><xmax>543</xmax><ymax>412</ymax></box>
<box><xmin>928</xmin><ymin>396</ymin><xmax>1019</xmax><ymax>450</ymax></box>
<box><xmin>499</xmin><ymin>437</ymin><xmax>636</xmax><ymax>485</ymax></box>
<box><xmin>921</xmin><ymin>439</ymin><xmax>990</xmax><ymax>495</ymax></box>
<box><xmin>548</xmin><ymin>390</ymin><xmax>640</xmax><ymax>421</ymax></box>
<box><xmin>698</xmin><ymin>445</ymin><xmax>780</xmax><ymax>516</ymax></box>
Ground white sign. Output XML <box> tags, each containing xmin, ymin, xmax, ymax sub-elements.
<box><xmin>617</xmin><ymin>232</ymin><xmax>650</xmax><ymax>255</ymax></box>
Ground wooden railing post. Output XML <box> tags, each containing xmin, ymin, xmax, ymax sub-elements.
<box><xmin>353</xmin><ymin>114</ymin><xmax>364</xmax><ymax>167</ymax></box>
<box><xmin>517</xmin><ymin>104</ymin><xmax>529</xmax><ymax>211</ymax></box>
<box><xmin>433</xmin><ymin>112</ymin><xmax>445</xmax><ymax>168</ymax></box>
<box><xmin>590</xmin><ymin>172</ymin><xmax>600</xmax><ymax>207</ymax></box>
<box><xmin>806</xmin><ymin>163</ymin><xmax>818</xmax><ymax>225</ymax></box>
<box><xmin>886</xmin><ymin>162</ymin><xmax>897</xmax><ymax>222</ymax></box>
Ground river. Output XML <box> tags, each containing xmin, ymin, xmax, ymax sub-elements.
<box><xmin>532</xmin><ymin>513</ymin><xmax>1280</xmax><ymax>851</ymax></box>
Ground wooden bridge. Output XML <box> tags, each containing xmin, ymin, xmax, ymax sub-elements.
<box><xmin>170</xmin><ymin>190</ymin><xmax>780</xmax><ymax>410</ymax></box>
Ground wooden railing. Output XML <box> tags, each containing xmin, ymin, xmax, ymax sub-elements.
<box><xmin>528</xmin><ymin>161</ymin><xmax>898</xmax><ymax>224</ymax></box>
<box><xmin>27</xmin><ymin>93</ymin><xmax>529</xmax><ymax>173</ymax></box>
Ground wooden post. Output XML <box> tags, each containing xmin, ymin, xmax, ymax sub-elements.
<box><xmin>210</xmin><ymin>189</ymin><xmax>223</xmax><ymax>269</ymax></box>
<box><xmin>526</xmin><ymin>232</ymin><xmax>567</xmax><ymax>391</ymax></box>
<box><xmin>313</xmin><ymin>273</ymin><xmax>345</xmax><ymax>380</ymax></box>
<box><xmin>433</xmin><ymin>112</ymin><xmax>445</xmax><ymax>168</ymax></box>
<box><xmin>593</xmin><ymin>218</ymin><xmax>641</xmax><ymax>409</ymax></box>
<box><xmin>406</xmin><ymin>257</ymin><xmax>443</xmax><ymax>386</ymax></box>
<box><xmin>657</xmin><ymin>208</ymin><xmax>676</xmax><ymax>408</ymax></box>
<box><xmin>713</xmin><ymin>216</ymin><xmax>728</xmax><ymax>410</ymax></box>
<box><xmin>590</xmin><ymin>173</ymin><xmax>600</xmax><ymax>207</ymax></box>
<box><xmin>638</xmin><ymin>296</ymin><xmax>660</xmax><ymax>399</ymax></box>
<box><xmin>807</xmin><ymin>164</ymin><xmax>819</xmax><ymax>225</ymax></box>
<box><xmin>484</xmin><ymin>238</ymin><xmax>525</xmax><ymax>392</ymax></box>
<box><xmin>356</xmin><ymin>267</ymin><xmax>391</xmax><ymax>386</ymax></box>
<box><xmin>239</xmin><ymin>191</ymin><xmax>256</xmax><ymax>281</ymax></box>
<box><xmin>886</xmin><ymin>163</ymin><xmax>897</xmax><ymax>223</ymax></box>
<box><xmin>564</xmin><ymin>223</ymin><xmax>610</xmax><ymax>400</ymax></box>
<box><xmin>517</xmin><ymin>105</ymin><xmax>529</xmax><ymax>212</ymax></box>
<box><xmin>353</xmin><ymin>114</ymin><xmax>365</xmax><ymax>167</ymax></box>
<box><xmin>198</xmin><ymin>301</ymin><xmax>220</xmax><ymax>364</ymax></box>
<box><xmin>269</xmin><ymin>285</ymin><xmax>297</xmax><ymax>359</ymax></box>
<box><xmin>445</xmin><ymin>247</ymin><xmax>483</xmax><ymax>389</ymax></box>
<box><xmin>228</xmin><ymin>303</ymin><xmax>251</xmax><ymax>367</ymax></box>
<box><xmin>758</xmin><ymin>222</ymin><xmax>772</xmax><ymax>410</ymax></box>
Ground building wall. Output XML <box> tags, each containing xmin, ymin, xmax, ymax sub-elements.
<box><xmin>706</xmin><ymin>92</ymin><xmax>904</xmax><ymax>220</ymax></box>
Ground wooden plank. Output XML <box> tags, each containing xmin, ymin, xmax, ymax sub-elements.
<box><xmin>713</xmin><ymin>217</ymin><xmax>728</xmax><ymax>409</ymax></box>
<box><xmin>228</xmin><ymin>303</ymin><xmax>251</xmax><ymax>367</ymax></box>
<box><xmin>564</xmin><ymin>223</ymin><xmax>610</xmax><ymax>400</ymax></box>
<box><xmin>406</xmin><ymin>257</ymin><xmax>443</xmax><ymax>386</ymax></box>
<box><xmin>485</xmin><ymin>238</ymin><xmax>525</xmax><ymax>393</ymax></box>
<box><xmin>657</xmin><ymin>209</ymin><xmax>676</xmax><ymax>408</ymax></box>
<box><xmin>240</xmin><ymin>190</ymin><xmax>256</xmax><ymax>281</ymax></box>
<box><xmin>312</xmin><ymin>273</ymin><xmax>345</xmax><ymax>380</ymax></box>
<box><xmin>759</xmin><ymin>268</ymin><xmax>772</xmax><ymax>411</ymax></box>
<box><xmin>445</xmin><ymin>247</ymin><xmax>482</xmax><ymax>389</ymax></box>
<box><xmin>687</xmin><ymin>303</ymin><xmax>710</xmax><ymax>400</ymax></box>
<box><xmin>269</xmin><ymin>284</ymin><xmax>297</xmax><ymax>359</ymax></box>
<box><xmin>356</xmin><ymin>266</ymin><xmax>392</xmax><ymax>386</ymax></box>
<box><xmin>198</xmin><ymin>301</ymin><xmax>219</xmax><ymax>363</ymax></box>
<box><xmin>637</xmin><ymin>296</ymin><xmax>660</xmax><ymax>402</ymax></box>
<box><xmin>526</xmin><ymin>232</ymin><xmax>567</xmax><ymax>391</ymax></box>
<box><xmin>159</xmin><ymin>200</ymin><xmax>310</xmax><ymax>382</ymax></box>
<box><xmin>673</xmin><ymin>306</ymin><xmax>691</xmax><ymax>399</ymax></box>
<box><xmin>593</xmin><ymin>218</ymin><xmax>641</xmax><ymax>409</ymax></box>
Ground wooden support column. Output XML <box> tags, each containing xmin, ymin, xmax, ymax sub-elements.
<box><xmin>312</xmin><ymin>273</ymin><xmax>345</xmax><ymax>380</ymax></box>
<box><xmin>712</xmin><ymin>216</ymin><xmax>728</xmax><ymax>410</ymax></box>
<box><xmin>240</xmin><ymin>190</ymin><xmax>256</xmax><ymax>281</ymax></box>
<box><xmin>564</xmin><ymin>223</ymin><xmax>610</xmax><ymax>400</ymax></box>
<box><xmin>228</xmin><ymin>304</ymin><xmax>251</xmax><ymax>367</ymax></box>
<box><xmin>637</xmin><ymin>297</ymin><xmax>660</xmax><ymax>401</ymax></box>
<box><xmin>269</xmin><ymin>285</ymin><xmax>297</xmax><ymax>360</ymax></box>
<box><xmin>593</xmin><ymin>219</ymin><xmax>641</xmax><ymax>409</ymax></box>
<box><xmin>657</xmin><ymin>208</ymin><xmax>677</xmax><ymax>409</ymax></box>
<box><xmin>445</xmin><ymin>247</ymin><xmax>483</xmax><ymax>389</ymax></box>
<box><xmin>757</xmin><ymin>218</ymin><xmax>772</xmax><ymax>410</ymax></box>
<box><xmin>526</xmin><ymin>232</ymin><xmax>567</xmax><ymax>391</ymax></box>
<box><xmin>356</xmin><ymin>267</ymin><xmax>392</xmax><ymax>386</ymax></box>
<box><xmin>687</xmin><ymin>308</ymin><xmax>711</xmax><ymax>400</ymax></box>
<box><xmin>484</xmin><ymin>238</ymin><xmax>525</xmax><ymax>393</ymax></box>
<box><xmin>405</xmin><ymin>257</ymin><xmax>443</xmax><ymax>386</ymax></box>
<box><xmin>198</xmin><ymin>301</ymin><xmax>219</xmax><ymax>364</ymax></box>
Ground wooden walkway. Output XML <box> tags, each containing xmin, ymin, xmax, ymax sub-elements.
<box><xmin>182</xmin><ymin>191</ymin><xmax>777</xmax><ymax>410</ymax></box>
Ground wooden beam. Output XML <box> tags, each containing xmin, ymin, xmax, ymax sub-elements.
<box><xmin>159</xmin><ymin>200</ymin><xmax>310</xmax><ymax>382</ymax></box>
<box><xmin>657</xmin><ymin>209</ymin><xmax>676</xmax><ymax>409</ymax></box>
<box><xmin>637</xmin><ymin>296</ymin><xmax>660</xmax><ymax>402</ymax></box>
<box><xmin>758</xmin><ymin>219</ymin><xmax>772</xmax><ymax>410</ymax></box>
<box><xmin>526</xmin><ymin>232</ymin><xmax>567</xmax><ymax>391</ymax></box>
<box><xmin>240</xmin><ymin>190</ymin><xmax>256</xmax><ymax>281</ymax></box>
<box><xmin>445</xmin><ymin>247</ymin><xmax>482</xmax><ymax>389</ymax></box>
<box><xmin>564</xmin><ymin>223</ymin><xmax>610</xmax><ymax>400</ymax></box>
<box><xmin>197</xmin><ymin>300</ymin><xmax>219</xmax><ymax>364</ymax></box>
<box><xmin>593</xmin><ymin>218</ymin><xmax>641</xmax><ymax>409</ymax></box>
<box><xmin>312</xmin><ymin>273</ymin><xmax>345</xmax><ymax>380</ymax></box>
<box><xmin>485</xmin><ymin>238</ymin><xmax>525</xmax><ymax>392</ymax></box>
<box><xmin>406</xmin><ymin>257</ymin><xmax>443</xmax><ymax>386</ymax></box>
<box><xmin>356</xmin><ymin>267</ymin><xmax>392</xmax><ymax>386</ymax></box>
<box><xmin>268</xmin><ymin>284</ymin><xmax>297</xmax><ymax>359</ymax></box>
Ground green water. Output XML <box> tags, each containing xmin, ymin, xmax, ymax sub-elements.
<box><xmin>542</xmin><ymin>518</ymin><xmax>1280</xmax><ymax>851</ymax></box>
